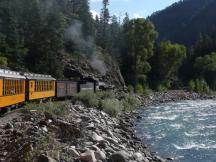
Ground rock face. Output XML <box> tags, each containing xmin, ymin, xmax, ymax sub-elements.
<box><xmin>63</xmin><ymin>53</ymin><xmax>126</xmax><ymax>88</ymax></box>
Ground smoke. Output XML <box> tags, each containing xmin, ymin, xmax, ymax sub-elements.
<box><xmin>65</xmin><ymin>20</ymin><xmax>94</xmax><ymax>55</ymax></box>
<box><xmin>65</xmin><ymin>20</ymin><xmax>108</xmax><ymax>75</ymax></box>
<box><xmin>90</xmin><ymin>54</ymin><xmax>108</xmax><ymax>75</ymax></box>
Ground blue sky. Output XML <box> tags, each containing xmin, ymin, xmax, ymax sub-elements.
<box><xmin>90</xmin><ymin>0</ymin><xmax>180</xmax><ymax>19</ymax></box>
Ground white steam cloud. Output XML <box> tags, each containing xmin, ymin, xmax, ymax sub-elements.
<box><xmin>65</xmin><ymin>20</ymin><xmax>107</xmax><ymax>75</ymax></box>
<box><xmin>90</xmin><ymin>54</ymin><xmax>108</xmax><ymax>75</ymax></box>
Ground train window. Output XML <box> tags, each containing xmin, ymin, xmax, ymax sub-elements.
<box><xmin>19</xmin><ymin>80</ymin><xmax>21</xmax><ymax>94</ymax></box>
<box><xmin>3</xmin><ymin>80</ymin><xmax>5</xmax><ymax>95</ymax></box>
<box><xmin>36</xmin><ymin>81</ymin><xmax>39</xmax><ymax>92</ymax></box>
<box><xmin>2</xmin><ymin>79</ymin><xmax>23</xmax><ymax>96</ymax></box>
<box><xmin>18</xmin><ymin>80</ymin><xmax>20</xmax><ymax>94</ymax></box>
<box><xmin>35</xmin><ymin>81</ymin><xmax>37</xmax><ymax>92</ymax></box>
<box><xmin>44</xmin><ymin>81</ymin><xmax>46</xmax><ymax>91</ymax></box>
<box><xmin>48</xmin><ymin>81</ymin><xmax>50</xmax><ymax>91</ymax></box>
<box><xmin>49</xmin><ymin>81</ymin><xmax>51</xmax><ymax>91</ymax></box>
<box><xmin>21</xmin><ymin>80</ymin><xmax>23</xmax><ymax>93</ymax></box>
<box><xmin>40</xmin><ymin>81</ymin><xmax>41</xmax><ymax>91</ymax></box>
<box><xmin>50</xmin><ymin>81</ymin><xmax>52</xmax><ymax>90</ymax></box>
<box><xmin>16</xmin><ymin>80</ymin><xmax>18</xmax><ymax>94</ymax></box>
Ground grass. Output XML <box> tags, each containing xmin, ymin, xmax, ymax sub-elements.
<box><xmin>73</xmin><ymin>91</ymin><xmax>98</xmax><ymax>107</ymax></box>
<box><xmin>21</xmin><ymin>101</ymin><xmax>70</xmax><ymax>117</ymax></box>
<box><xmin>100</xmin><ymin>98</ymin><xmax>123</xmax><ymax>117</ymax></box>
<box><xmin>74</xmin><ymin>90</ymin><xmax>141</xmax><ymax>116</ymax></box>
<box><xmin>122</xmin><ymin>94</ymin><xmax>141</xmax><ymax>111</ymax></box>
<box><xmin>96</xmin><ymin>91</ymin><xmax>115</xmax><ymax>99</ymax></box>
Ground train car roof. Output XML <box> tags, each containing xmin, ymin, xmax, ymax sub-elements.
<box><xmin>23</xmin><ymin>72</ymin><xmax>56</xmax><ymax>80</ymax></box>
<box><xmin>0</xmin><ymin>69</ymin><xmax>26</xmax><ymax>79</ymax></box>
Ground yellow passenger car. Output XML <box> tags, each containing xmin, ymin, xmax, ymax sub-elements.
<box><xmin>24</xmin><ymin>73</ymin><xmax>56</xmax><ymax>101</ymax></box>
<box><xmin>0</xmin><ymin>69</ymin><xmax>26</xmax><ymax>109</ymax></box>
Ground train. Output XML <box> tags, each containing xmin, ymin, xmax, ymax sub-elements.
<box><xmin>0</xmin><ymin>68</ymin><xmax>97</xmax><ymax>110</ymax></box>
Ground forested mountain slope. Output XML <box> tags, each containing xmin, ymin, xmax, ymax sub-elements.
<box><xmin>149</xmin><ymin>0</ymin><xmax>216</xmax><ymax>45</ymax></box>
<box><xmin>0</xmin><ymin>0</ymin><xmax>126</xmax><ymax>87</ymax></box>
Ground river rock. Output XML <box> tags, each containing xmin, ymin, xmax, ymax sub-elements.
<box><xmin>134</xmin><ymin>152</ymin><xmax>144</xmax><ymax>161</ymax></box>
<box><xmin>37</xmin><ymin>154</ymin><xmax>57</xmax><ymax>162</ymax></box>
<box><xmin>95</xmin><ymin>150</ymin><xmax>106</xmax><ymax>161</ymax></box>
<box><xmin>109</xmin><ymin>151</ymin><xmax>129</xmax><ymax>162</ymax></box>
<box><xmin>92</xmin><ymin>132</ymin><xmax>104</xmax><ymax>142</ymax></box>
<box><xmin>68</xmin><ymin>148</ymin><xmax>80</xmax><ymax>157</ymax></box>
<box><xmin>4</xmin><ymin>123</ymin><xmax>13</xmax><ymax>129</ymax></box>
<box><xmin>79</xmin><ymin>150</ymin><xmax>96</xmax><ymax>162</ymax></box>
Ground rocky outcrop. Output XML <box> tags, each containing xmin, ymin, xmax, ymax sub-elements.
<box><xmin>62</xmin><ymin>53</ymin><xmax>126</xmax><ymax>88</ymax></box>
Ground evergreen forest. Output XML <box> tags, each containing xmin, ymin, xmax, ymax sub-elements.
<box><xmin>0</xmin><ymin>0</ymin><xmax>216</xmax><ymax>93</ymax></box>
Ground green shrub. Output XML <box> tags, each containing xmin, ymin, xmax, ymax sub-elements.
<box><xmin>127</xmin><ymin>85</ymin><xmax>134</xmax><ymax>93</ymax></box>
<box><xmin>142</xmin><ymin>84</ymin><xmax>151</xmax><ymax>96</ymax></box>
<box><xmin>135</xmin><ymin>84</ymin><xmax>143</xmax><ymax>93</ymax></box>
<box><xmin>22</xmin><ymin>101</ymin><xmax>70</xmax><ymax>117</ymax></box>
<box><xmin>164</xmin><ymin>80</ymin><xmax>172</xmax><ymax>89</ymax></box>
<box><xmin>188</xmin><ymin>80</ymin><xmax>196</xmax><ymax>91</ymax></box>
<box><xmin>96</xmin><ymin>91</ymin><xmax>114</xmax><ymax>99</ymax></box>
<box><xmin>101</xmin><ymin>99</ymin><xmax>123</xmax><ymax>117</ymax></box>
<box><xmin>122</xmin><ymin>94</ymin><xmax>141</xmax><ymax>111</ymax></box>
<box><xmin>0</xmin><ymin>56</ymin><xmax>7</xmax><ymax>66</ymax></box>
<box><xmin>156</xmin><ymin>84</ymin><xmax>168</xmax><ymax>92</ymax></box>
<box><xmin>192</xmin><ymin>78</ymin><xmax>211</xmax><ymax>94</ymax></box>
<box><xmin>74</xmin><ymin>91</ymin><xmax>98</xmax><ymax>107</ymax></box>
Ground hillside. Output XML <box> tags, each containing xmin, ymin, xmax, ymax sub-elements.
<box><xmin>149</xmin><ymin>0</ymin><xmax>216</xmax><ymax>45</ymax></box>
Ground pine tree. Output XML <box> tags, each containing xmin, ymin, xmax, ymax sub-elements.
<box><xmin>100</xmin><ymin>0</ymin><xmax>110</xmax><ymax>49</ymax></box>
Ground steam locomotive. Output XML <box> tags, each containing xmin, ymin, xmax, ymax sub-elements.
<box><xmin>0</xmin><ymin>68</ymin><xmax>97</xmax><ymax>110</ymax></box>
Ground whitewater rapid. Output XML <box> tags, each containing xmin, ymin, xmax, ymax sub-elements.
<box><xmin>135</xmin><ymin>100</ymin><xmax>216</xmax><ymax>162</ymax></box>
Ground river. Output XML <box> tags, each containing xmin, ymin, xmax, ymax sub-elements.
<box><xmin>135</xmin><ymin>100</ymin><xmax>216</xmax><ymax>162</ymax></box>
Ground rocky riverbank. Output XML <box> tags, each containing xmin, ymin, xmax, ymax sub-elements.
<box><xmin>138</xmin><ymin>90</ymin><xmax>215</xmax><ymax>107</ymax></box>
<box><xmin>0</xmin><ymin>90</ymin><xmax>214</xmax><ymax>162</ymax></box>
<box><xmin>0</xmin><ymin>102</ymin><xmax>166</xmax><ymax>162</ymax></box>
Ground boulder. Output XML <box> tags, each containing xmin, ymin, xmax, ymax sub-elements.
<box><xmin>92</xmin><ymin>132</ymin><xmax>104</xmax><ymax>142</ymax></box>
<box><xmin>68</xmin><ymin>148</ymin><xmax>80</xmax><ymax>157</ymax></box>
<box><xmin>79</xmin><ymin>150</ymin><xmax>96</xmax><ymax>162</ymax></box>
<box><xmin>109</xmin><ymin>151</ymin><xmax>129</xmax><ymax>162</ymax></box>
<box><xmin>4</xmin><ymin>123</ymin><xmax>13</xmax><ymax>129</ymax></box>
<box><xmin>37</xmin><ymin>154</ymin><xmax>57</xmax><ymax>162</ymax></box>
<box><xmin>134</xmin><ymin>152</ymin><xmax>144</xmax><ymax>161</ymax></box>
<box><xmin>95</xmin><ymin>150</ymin><xmax>106</xmax><ymax>161</ymax></box>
